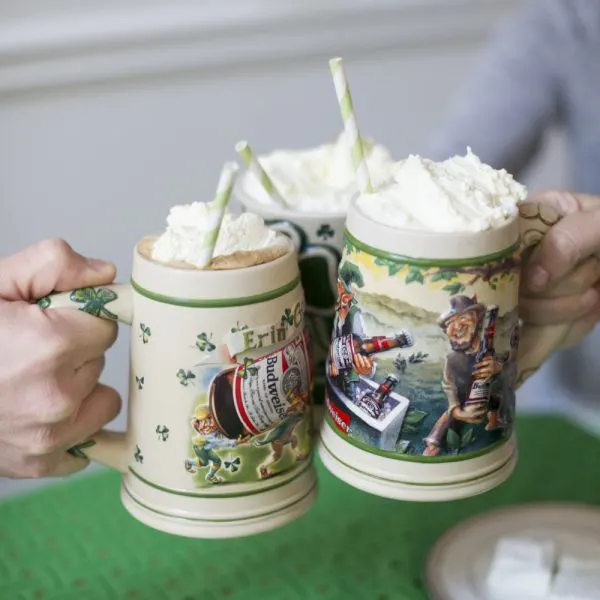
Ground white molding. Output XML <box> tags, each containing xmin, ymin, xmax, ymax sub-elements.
<box><xmin>0</xmin><ymin>0</ymin><xmax>519</xmax><ymax>96</ymax></box>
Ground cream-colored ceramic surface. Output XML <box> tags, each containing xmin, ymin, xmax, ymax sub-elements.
<box><xmin>43</xmin><ymin>237</ymin><xmax>318</xmax><ymax>538</ymax></box>
<box><xmin>319</xmin><ymin>425</ymin><xmax>516</xmax><ymax>486</ymax></box>
<box><xmin>121</xmin><ymin>464</ymin><xmax>318</xmax><ymax>539</ymax></box>
<box><xmin>346</xmin><ymin>200</ymin><xmax>520</xmax><ymax>260</ymax></box>
<box><xmin>319</xmin><ymin>437</ymin><xmax>517</xmax><ymax>502</ymax></box>
<box><xmin>319</xmin><ymin>200</ymin><xmax>566</xmax><ymax>500</ymax></box>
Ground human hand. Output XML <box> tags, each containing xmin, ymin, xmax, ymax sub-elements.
<box><xmin>451</xmin><ymin>404</ymin><xmax>486</xmax><ymax>424</ymax></box>
<box><xmin>0</xmin><ymin>239</ymin><xmax>121</xmax><ymax>478</ymax></box>
<box><xmin>353</xmin><ymin>354</ymin><xmax>374</xmax><ymax>376</ymax></box>
<box><xmin>520</xmin><ymin>191</ymin><xmax>600</xmax><ymax>348</ymax></box>
<box><xmin>472</xmin><ymin>357</ymin><xmax>503</xmax><ymax>382</ymax></box>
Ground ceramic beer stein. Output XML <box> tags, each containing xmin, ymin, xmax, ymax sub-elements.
<box><xmin>39</xmin><ymin>236</ymin><xmax>317</xmax><ymax>538</ymax></box>
<box><xmin>319</xmin><ymin>201</ymin><xmax>566</xmax><ymax>501</ymax></box>
<box><xmin>236</xmin><ymin>187</ymin><xmax>345</xmax><ymax>409</ymax></box>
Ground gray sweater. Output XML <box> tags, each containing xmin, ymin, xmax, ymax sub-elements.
<box><xmin>427</xmin><ymin>0</ymin><xmax>600</xmax><ymax>193</ymax></box>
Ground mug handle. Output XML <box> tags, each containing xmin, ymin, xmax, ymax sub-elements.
<box><xmin>267</xmin><ymin>220</ymin><xmax>340</xmax><ymax>316</ymax></box>
<box><xmin>516</xmin><ymin>202</ymin><xmax>568</xmax><ymax>386</ymax></box>
<box><xmin>37</xmin><ymin>283</ymin><xmax>133</xmax><ymax>473</ymax></box>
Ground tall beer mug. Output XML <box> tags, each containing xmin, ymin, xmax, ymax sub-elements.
<box><xmin>38</xmin><ymin>236</ymin><xmax>317</xmax><ymax>538</ymax></box>
<box><xmin>319</xmin><ymin>202</ymin><xmax>570</xmax><ymax>502</ymax></box>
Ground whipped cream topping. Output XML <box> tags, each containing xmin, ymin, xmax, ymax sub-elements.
<box><xmin>238</xmin><ymin>133</ymin><xmax>394</xmax><ymax>213</ymax></box>
<box><xmin>355</xmin><ymin>148</ymin><xmax>527</xmax><ymax>233</ymax></box>
<box><xmin>152</xmin><ymin>202</ymin><xmax>284</xmax><ymax>267</ymax></box>
<box><xmin>213</xmin><ymin>212</ymin><xmax>284</xmax><ymax>257</ymax></box>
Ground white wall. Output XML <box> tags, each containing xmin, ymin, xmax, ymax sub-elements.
<box><xmin>1</xmin><ymin>0</ymin><xmax>593</xmax><ymax>497</ymax></box>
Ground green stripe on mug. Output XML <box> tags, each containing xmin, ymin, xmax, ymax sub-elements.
<box><xmin>344</xmin><ymin>228</ymin><xmax>520</xmax><ymax>267</ymax></box>
<box><xmin>130</xmin><ymin>275</ymin><xmax>301</xmax><ymax>308</ymax></box>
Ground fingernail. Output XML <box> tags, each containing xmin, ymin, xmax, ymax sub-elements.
<box><xmin>528</xmin><ymin>265</ymin><xmax>549</xmax><ymax>290</ymax></box>
<box><xmin>581</xmin><ymin>288</ymin><xmax>599</xmax><ymax>308</ymax></box>
<box><xmin>87</xmin><ymin>258</ymin><xmax>114</xmax><ymax>272</ymax></box>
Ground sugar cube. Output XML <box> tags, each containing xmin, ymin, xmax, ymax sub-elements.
<box><xmin>492</xmin><ymin>537</ymin><xmax>556</xmax><ymax>568</ymax></box>
<box><xmin>485</xmin><ymin>537</ymin><xmax>556</xmax><ymax>599</ymax></box>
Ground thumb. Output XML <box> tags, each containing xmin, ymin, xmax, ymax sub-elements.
<box><xmin>525</xmin><ymin>189</ymin><xmax>600</xmax><ymax>214</ymax></box>
<box><xmin>523</xmin><ymin>206</ymin><xmax>600</xmax><ymax>293</ymax></box>
<box><xmin>0</xmin><ymin>238</ymin><xmax>116</xmax><ymax>301</ymax></box>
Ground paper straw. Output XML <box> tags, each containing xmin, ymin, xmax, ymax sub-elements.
<box><xmin>205</xmin><ymin>161</ymin><xmax>239</xmax><ymax>262</ymax></box>
<box><xmin>235</xmin><ymin>140</ymin><xmax>289</xmax><ymax>208</ymax></box>
<box><xmin>329</xmin><ymin>57</ymin><xmax>373</xmax><ymax>194</ymax></box>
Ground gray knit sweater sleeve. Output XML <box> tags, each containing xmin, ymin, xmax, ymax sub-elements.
<box><xmin>426</xmin><ymin>0</ymin><xmax>562</xmax><ymax>175</ymax></box>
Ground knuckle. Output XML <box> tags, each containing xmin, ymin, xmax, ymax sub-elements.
<box><xmin>37</xmin><ymin>238</ymin><xmax>73</xmax><ymax>266</ymax></box>
<box><xmin>32</xmin><ymin>313</ymin><xmax>72</xmax><ymax>367</ymax></box>
<box><xmin>39</xmin><ymin>333</ymin><xmax>72</xmax><ymax>367</ymax></box>
<box><xmin>29</xmin><ymin>426</ymin><xmax>62</xmax><ymax>456</ymax></box>
<box><xmin>547</xmin><ymin>190</ymin><xmax>580</xmax><ymax>214</ymax></box>
<box><xmin>38</xmin><ymin>383</ymin><xmax>76</xmax><ymax>424</ymax></box>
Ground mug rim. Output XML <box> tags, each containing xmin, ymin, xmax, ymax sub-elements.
<box><xmin>136</xmin><ymin>234</ymin><xmax>296</xmax><ymax>275</ymax></box>
<box><xmin>348</xmin><ymin>195</ymin><xmax>519</xmax><ymax>241</ymax></box>
<box><xmin>235</xmin><ymin>179</ymin><xmax>348</xmax><ymax>221</ymax></box>
<box><xmin>345</xmin><ymin>196</ymin><xmax>520</xmax><ymax>261</ymax></box>
<box><xmin>131</xmin><ymin>234</ymin><xmax>301</xmax><ymax>304</ymax></box>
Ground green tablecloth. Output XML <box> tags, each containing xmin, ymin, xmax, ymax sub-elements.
<box><xmin>0</xmin><ymin>416</ymin><xmax>598</xmax><ymax>600</ymax></box>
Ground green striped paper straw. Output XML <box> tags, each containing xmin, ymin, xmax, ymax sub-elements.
<box><xmin>205</xmin><ymin>161</ymin><xmax>239</xmax><ymax>263</ymax></box>
<box><xmin>329</xmin><ymin>57</ymin><xmax>373</xmax><ymax>194</ymax></box>
<box><xmin>235</xmin><ymin>140</ymin><xmax>289</xmax><ymax>208</ymax></box>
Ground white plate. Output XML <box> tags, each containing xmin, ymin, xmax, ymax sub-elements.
<box><xmin>425</xmin><ymin>503</ymin><xmax>600</xmax><ymax>600</ymax></box>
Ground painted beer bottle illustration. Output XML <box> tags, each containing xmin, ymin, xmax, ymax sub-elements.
<box><xmin>326</xmin><ymin>261</ymin><xmax>414</xmax><ymax>422</ymax></box>
<box><xmin>330</xmin><ymin>333</ymin><xmax>413</xmax><ymax>374</ymax></box>
<box><xmin>357</xmin><ymin>374</ymin><xmax>399</xmax><ymax>420</ymax></box>
<box><xmin>209</xmin><ymin>334</ymin><xmax>310</xmax><ymax>439</ymax></box>
<box><xmin>464</xmin><ymin>306</ymin><xmax>499</xmax><ymax>411</ymax></box>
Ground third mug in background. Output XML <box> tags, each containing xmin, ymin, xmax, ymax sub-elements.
<box><xmin>234</xmin><ymin>136</ymin><xmax>394</xmax><ymax>409</ymax></box>
<box><xmin>236</xmin><ymin>188</ymin><xmax>343</xmax><ymax>411</ymax></box>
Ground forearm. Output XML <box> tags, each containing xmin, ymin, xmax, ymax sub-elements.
<box><xmin>427</xmin><ymin>0</ymin><xmax>560</xmax><ymax>176</ymax></box>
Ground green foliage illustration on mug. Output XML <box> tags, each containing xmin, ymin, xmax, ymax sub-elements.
<box><xmin>37</xmin><ymin>287</ymin><xmax>119</xmax><ymax>319</ymax></box>
<box><xmin>69</xmin><ymin>287</ymin><xmax>119</xmax><ymax>319</ymax></box>
<box><xmin>325</xmin><ymin>233</ymin><xmax>522</xmax><ymax>461</ymax></box>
